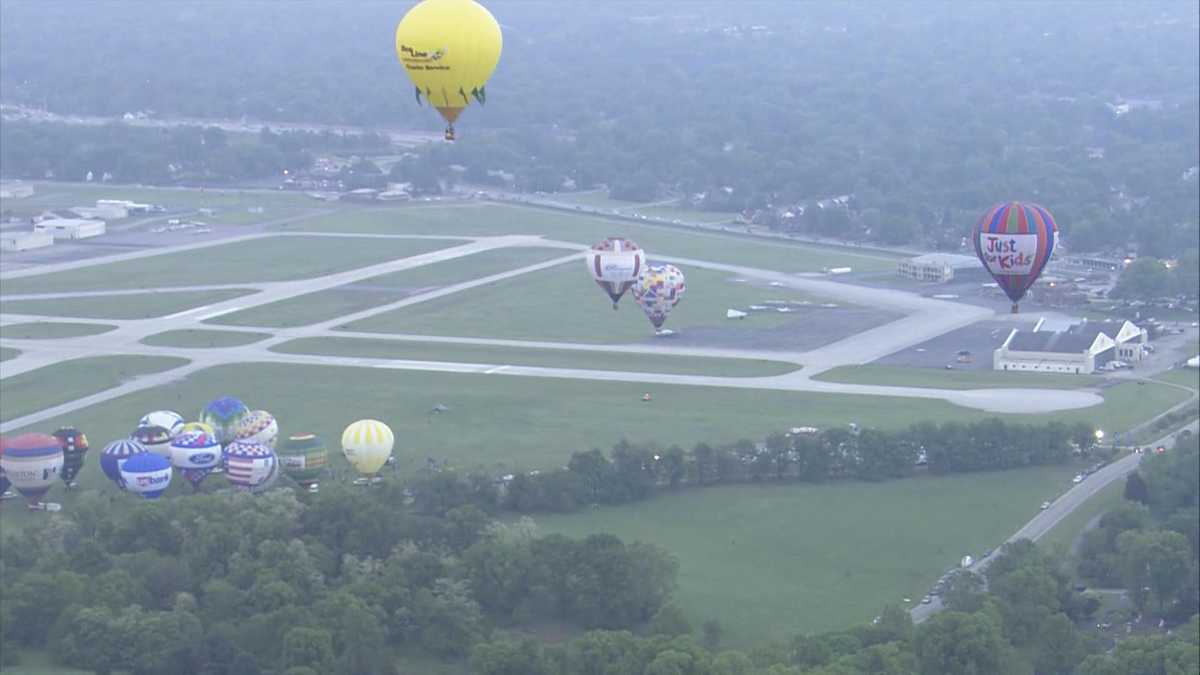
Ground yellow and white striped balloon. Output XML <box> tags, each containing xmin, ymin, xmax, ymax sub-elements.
<box><xmin>340</xmin><ymin>419</ymin><xmax>394</xmax><ymax>477</ymax></box>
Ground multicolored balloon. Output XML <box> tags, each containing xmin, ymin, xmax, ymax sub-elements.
<box><xmin>181</xmin><ymin>421</ymin><xmax>215</xmax><ymax>436</ymax></box>
<box><xmin>168</xmin><ymin>430</ymin><xmax>222</xmax><ymax>491</ymax></box>
<box><xmin>119</xmin><ymin>453</ymin><xmax>172</xmax><ymax>500</ymax></box>
<box><xmin>200</xmin><ymin>396</ymin><xmax>249</xmax><ymax>445</ymax></box>
<box><xmin>234</xmin><ymin>410</ymin><xmax>278</xmax><ymax>449</ymax></box>
<box><xmin>52</xmin><ymin>427</ymin><xmax>89</xmax><ymax>488</ymax></box>
<box><xmin>278</xmin><ymin>433</ymin><xmax>328</xmax><ymax>490</ymax></box>
<box><xmin>132</xmin><ymin>425</ymin><xmax>173</xmax><ymax>459</ymax></box>
<box><xmin>586</xmin><ymin>237</ymin><xmax>645</xmax><ymax>309</ymax></box>
<box><xmin>341</xmin><ymin>420</ymin><xmax>394</xmax><ymax>478</ymax></box>
<box><xmin>633</xmin><ymin>264</ymin><xmax>686</xmax><ymax>330</ymax></box>
<box><xmin>100</xmin><ymin>438</ymin><xmax>149</xmax><ymax>489</ymax></box>
<box><xmin>972</xmin><ymin>202</ymin><xmax>1057</xmax><ymax>313</ymax></box>
<box><xmin>139</xmin><ymin>410</ymin><xmax>185</xmax><ymax>438</ymax></box>
<box><xmin>0</xmin><ymin>433</ymin><xmax>64</xmax><ymax>507</ymax></box>
<box><xmin>223</xmin><ymin>440</ymin><xmax>278</xmax><ymax>493</ymax></box>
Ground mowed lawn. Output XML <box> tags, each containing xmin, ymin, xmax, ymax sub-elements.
<box><xmin>341</xmin><ymin>265</ymin><xmax>835</xmax><ymax>344</ymax></box>
<box><xmin>0</xmin><ymin>235</ymin><xmax>460</xmax><ymax>294</ymax></box>
<box><xmin>271</xmin><ymin>337</ymin><xmax>800</xmax><ymax>377</ymax></box>
<box><xmin>1</xmin><ymin>347</ymin><xmax>19</xmax><ymax>361</ymax></box>
<box><xmin>282</xmin><ymin>203</ymin><xmax>898</xmax><ymax>273</ymax></box>
<box><xmin>1</xmin><ymin>363</ymin><xmax>1182</xmax><ymax>523</ymax></box>
<box><xmin>141</xmin><ymin>329</ymin><xmax>271</xmax><ymax>348</ymax></box>
<box><xmin>0</xmin><ymin>321</ymin><xmax>116</xmax><ymax>339</ymax></box>
<box><xmin>1</xmin><ymin>355</ymin><xmax>189</xmax><ymax>423</ymax></box>
<box><xmin>212</xmin><ymin>247</ymin><xmax>570</xmax><ymax>328</ymax></box>
<box><xmin>1154</xmin><ymin>367</ymin><xmax>1199</xmax><ymax>392</ymax></box>
<box><xmin>814</xmin><ymin>365</ymin><xmax>1104</xmax><ymax>390</ymax></box>
<box><xmin>535</xmin><ymin>464</ymin><xmax>1080</xmax><ymax>645</ymax></box>
<box><xmin>0</xmin><ymin>289</ymin><xmax>256</xmax><ymax>320</ymax></box>
<box><xmin>12</xmin><ymin>181</ymin><xmax>315</xmax><ymax>212</ymax></box>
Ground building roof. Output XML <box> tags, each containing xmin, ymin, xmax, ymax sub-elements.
<box><xmin>1008</xmin><ymin>330</ymin><xmax>1099</xmax><ymax>353</ymax></box>
<box><xmin>907</xmin><ymin>253</ymin><xmax>978</xmax><ymax>269</ymax></box>
<box><xmin>34</xmin><ymin>218</ymin><xmax>104</xmax><ymax>228</ymax></box>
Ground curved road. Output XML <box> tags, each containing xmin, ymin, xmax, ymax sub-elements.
<box><xmin>911</xmin><ymin>420</ymin><xmax>1199</xmax><ymax>623</ymax></box>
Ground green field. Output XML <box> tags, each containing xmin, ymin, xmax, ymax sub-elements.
<box><xmin>0</xmin><ymin>355</ymin><xmax>189</xmax><ymax>423</ymax></box>
<box><xmin>814</xmin><ymin>365</ymin><xmax>1103</xmax><ymax>390</ymax></box>
<box><xmin>12</xmin><ymin>181</ymin><xmax>315</xmax><ymax>212</ymax></box>
<box><xmin>633</xmin><ymin>204</ymin><xmax>739</xmax><ymax>224</ymax></box>
<box><xmin>535</xmin><ymin>464</ymin><xmax>1079</xmax><ymax>645</ymax></box>
<box><xmin>271</xmin><ymin>337</ymin><xmax>800</xmax><ymax>377</ymax></box>
<box><xmin>0</xmin><ymin>322</ymin><xmax>116</xmax><ymax>339</ymax></box>
<box><xmin>1</xmin><ymin>347</ymin><xmax>19</xmax><ymax>361</ymax></box>
<box><xmin>549</xmin><ymin>190</ymin><xmax>645</xmax><ymax>210</ymax></box>
<box><xmin>141</xmin><ymin>329</ymin><xmax>270</xmax><ymax>348</ymax></box>
<box><xmin>0</xmin><ymin>289</ymin><xmax>256</xmax><ymax>320</ymax></box>
<box><xmin>341</xmin><ymin>264</ymin><xmax>846</xmax><ymax>344</ymax></box>
<box><xmin>281</xmin><ymin>203</ymin><xmax>899</xmax><ymax>273</ymax></box>
<box><xmin>1154</xmin><ymin>367</ymin><xmax>1200</xmax><ymax>392</ymax></box>
<box><xmin>211</xmin><ymin>247</ymin><xmax>569</xmax><ymax>328</ymax></box>
<box><xmin>1037</xmin><ymin>478</ymin><xmax>1128</xmax><ymax>555</ymax></box>
<box><xmin>0</xmin><ymin>236</ymin><xmax>459</xmax><ymax>294</ymax></box>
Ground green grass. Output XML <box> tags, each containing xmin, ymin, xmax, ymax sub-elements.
<box><xmin>0</xmin><ymin>289</ymin><xmax>256</xmax><ymax>320</ymax></box>
<box><xmin>633</xmin><ymin>204</ymin><xmax>739</xmax><ymax>224</ymax></box>
<box><xmin>1037</xmin><ymin>478</ymin><xmax>1128</xmax><ymax>554</ymax></box>
<box><xmin>550</xmin><ymin>190</ymin><xmax>645</xmax><ymax>210</ymax></box>
<box><xmin>0</xmin><ymin>236</ymin><xmax>459</xmax><ymax>294</ymax></box>
<box><xmin>341</xmin><ymin>264</ymin><xmax>848</xmax><ymax>344</ymax></box>
<box><xmin>813</xmin><ymin>365</ymin><xmax>1103</xmax><ymax>390</ymax></box>
<box><xmin>0</xmin><ymin>322</ymin><xmax>116</xmax><ymax>339</ymax></box>
<box><xmin>271</xmin><ymin>337</ymin><xmax>800</xmax><ymax>377</ymax></box>
<box><xmin>1</xmin><ymin>347</ymin><xmax>19</xmax><ymax>361</ymax></box>
<box><xmin>0</xmin><ymin>355</ymin><xmax>189</xmax><ymax>423</ymax></box>
<box><xmin>211</xmin><ymin>247</ymin><xmax>568</xmax><ymax>328</ymax></box>
<box><xmin>535</xmin><ymin>464</ymin><xmax>1080</xmax><ymax>645</ymax></box>
<box><xmin>1154</xmin><ymin>368</ymin><xmax>1200</xmax><ymax>392</ymax></box>
<box><xmin>1088</xmin><ymin>382</ymin><xmax>1192</xmax><ymax>433</ymax></box>
<box><xmin>15</xmin><ymin>181</ymin><xmax>315</xmax><ymax>212</ymax></box>
<box><xmin>141</xmin><ymin>329</ymin><xmax>270</xmax><ymax>348</ymax></box>
<box><xmin>281</xmin><ymin>203</ymin><xmax>899</xmax><ymax>273</ymax></box>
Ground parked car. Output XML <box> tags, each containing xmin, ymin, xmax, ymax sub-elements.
<box><xmin>1041</xmin><ymin>501</ymin><xmax>1052</xmax><ymax>510</ymax></box>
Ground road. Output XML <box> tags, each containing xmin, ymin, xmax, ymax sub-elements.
<box><xmin>910</xmin><ymin>419</ymin><xmax>1199</xmax><ymax>624</ymax></box>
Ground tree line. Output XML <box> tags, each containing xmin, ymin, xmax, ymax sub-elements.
<box><xmin>409</xmin><ymin>419</ymin><xmax>1098</xmax><ymax>516</ymax></box>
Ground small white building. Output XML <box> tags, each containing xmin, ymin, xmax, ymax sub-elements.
<box><xmin>0</xmin><ymin>231</ymin><xmax>54</xmax><ymax>251</ymax></box>
<box><xmin>33</xmin><ymin>218</ymin><xmax>106</xmax><ymax>240</ymax></box>
<box><xmin>993</xmin><ymin>318</ymin><xmax>1148</xmax><ymax>374</ymax></box>
<box><xmin>897</xmin><ymin>253</ymin><xmax>977</xmax><ymax>283</ymax></box>
<box><xmin>71</xmin><ymin>204</ymin><xmax>128</xmax><ymax>220</ymax></box>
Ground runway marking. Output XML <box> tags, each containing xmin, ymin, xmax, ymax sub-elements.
<box><xmin>484</xmin><ymin>365</ymin><xmax>510</xmax><ymax>374</ymax></box>
<box><xmin>196</xmin><ymin>306</ymin><xmax>242</xmax><ymax>321</ymax></box>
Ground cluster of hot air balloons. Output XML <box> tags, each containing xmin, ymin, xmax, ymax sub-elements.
<box><xmin>587</xmin><ymin>237</ymin><xmax>687</xmax><ymax>334</ymax></box>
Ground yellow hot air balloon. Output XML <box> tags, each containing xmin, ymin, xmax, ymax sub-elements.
<box><xmin>395</xmin><ymin>0</ymin><xmax>502</xmax><ymax>141</ymax></box>
<box><xmin>341</xmin><ymin>419</ymin><xmax>395</xmax><ymax>480</ymax></box>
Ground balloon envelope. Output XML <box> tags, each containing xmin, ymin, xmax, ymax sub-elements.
<box><xmin>234</xmin><ymin>410</ymin><xmax>279</xmax><ymax>449</ymax></box>
<box><xmin>395</xmin><ymin>0</ymin><xmax>502</xmax><ymax>128</ymax></box>
<box><xmin>0</xmin><ymin>433</ymin><xmax>64</xmax><ymax>505</ymax></box>
<box><xmin>140</xmin><ymin>410</ymin><xmax>185</xmax><ymax>438</ymax></box>
<box><xmin>0</xmin><ymin>436</ymin><xmax>10</xmax><ymax>495</ymax></box>
<box><xmin>168</xmin><ymin>429</ymin><xmax>222</xmax><ymax>490</ymax></box>
<box><xmin>633</xmin><ymin>264</ymin><xmax>686</xmax><ymax>329</ymax></box>
<box><xmin>223</xmin><ymin>440</ymin><xmax>278</xmax><ymax>493</ymax></box>
<box><xmin>587</xmin><ymin>238</ymin><xmax>645</xmax><ymax>307</ymax></box>
<box><xmin>52</xmin><ymin>427</ymin><xmax>89</xmax><ymax>485</ymax></box>
<box><xmin>341</xmin><ymin>420</ymin><xmax>394</xmax><ymax>477</ymax></box>
<box><xmin>100</xmin><ymin>439</ymin><xmax>149</xmax><ymax>489</ymax></box>
<box><xmin>972</xmin><ymin>202</ymin><xmax>1057</xmax><ymax>310</ymax></box>
<box><xmin>119</xmin><ymin>453</ymin><xmax>172</xmax><ymax>500</ymax></box>
<box><xmin>132</xmin><ymin>425</ymin><xmax>173</xmax><ymax>459</ymax></box>
<box><xmin>278</xmin><ymin>433</ymin><xmax>327</xmax><ymax>487</ymax></box>
<box><xmin>200</xmin><ymin>397</ymin><xmax>249</xmax><ymax>445</ymax></box>
<box><xmin>181</xmin><ymin>421</ymin><xmax>215</xmax><ymax>436</ymax></box>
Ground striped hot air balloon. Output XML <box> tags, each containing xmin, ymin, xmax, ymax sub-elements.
<box><xmin>586</xmin><ymin>237</ymin><xmax>645</xmax><ymax>309</ymax></box>
<box><xmin>278</xmin><ymin>433</ymin><xmax>327</xmax><ymax>491</ymax></box>
<box><xmin>100</xmin><ymin>438</ymin><xmax>149</xmax><ymax>489</ymax></box>
<box><xmin>972</xmin><ymin>202</ymin><xmax>1057</xmax><ymax>313</ymax></box>
<box><xmin>120</xmin><ymin>453</ymin><xmax>172</xmax><ymax>500</ymax></box>
<box><xmin>52</xmin><ymin>427</ymin><xmax>89</xmax><ymax>488</ymax></box>
<box><xmin>341</xmin><ymin>420</ymin><xmax>394</xmax><ymax>480</ymax></box>
<box><xmin>0</xmin><ymin>433</ymin><xmax>64</xmax><ymax>508</ymax></box>
<box><xmin>224</xmin><ymin>440</ymin><xmax>278</xmax><ymax>494</ymax></box>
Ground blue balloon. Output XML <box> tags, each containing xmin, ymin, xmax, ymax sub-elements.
<box><xmin>100</xmin><ymin>439</ymin><xmax>148</xmax><ymax>489</ymax></box>
<box><xmin>119</xmin><ymin>453</ymin><xmax>172</xmax><ymax>500</ymax></box>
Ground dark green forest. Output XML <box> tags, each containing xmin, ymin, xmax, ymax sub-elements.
<box><xmin>1</xmin><ymin>1</ymin><xmax>1197</xmax><ymax>255</ymax></box>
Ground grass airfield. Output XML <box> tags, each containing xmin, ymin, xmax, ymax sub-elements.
<box><xmin>2</xmin><ymin>187</ymin><xmax>1194</xmax><ymax>655</ymax></box>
